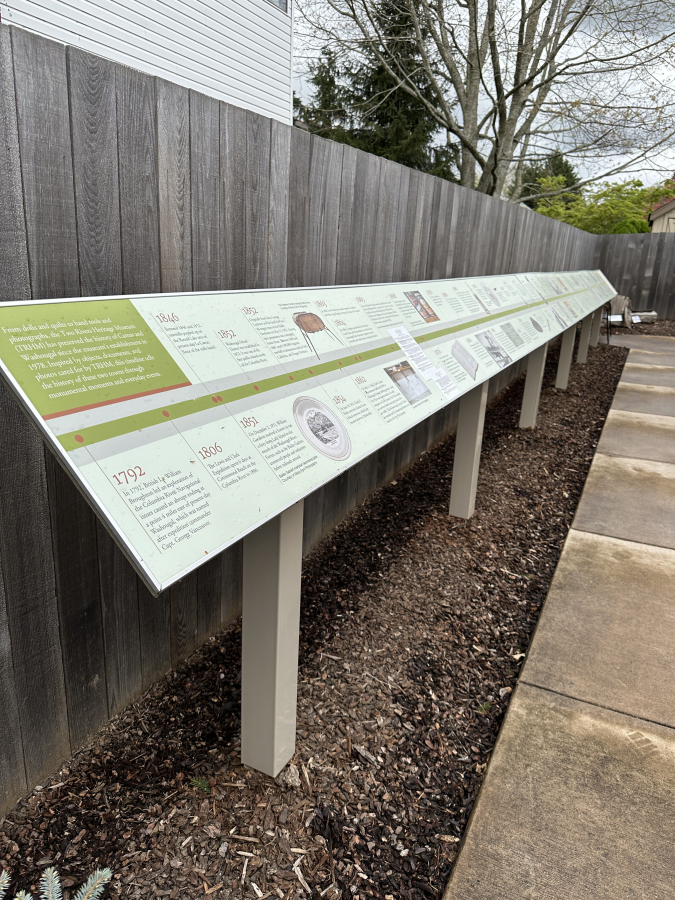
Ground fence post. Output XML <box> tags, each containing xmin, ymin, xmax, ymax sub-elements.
<box><xmin>555</xmin><ymin>325</ymin><xmax>576</xmax><ymax>390</ymax></box>
<box><xmin>576</xmin><ymin>313</ymin><xmax>594</xmax><ymax>364</ymax></box>
<box><xmin>449</xmin><ymin>380</ymin><xmax>489</xmax><ymax>519</ymax></box>
<box><xmin>241</xmin><ymin>500</ymin><xmax>304</xmax><ymax>776</ymax></box>
<box><xmin>589</xmin><ymin>308</ymin><xmax>603</xmax><ymax>347</ymax></box>
<box><xmin>519</xmin><ymin>342</ymin><xmax>548</xmax><ymax>429</ymax></box>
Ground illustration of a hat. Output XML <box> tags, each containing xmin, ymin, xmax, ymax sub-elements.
<box><xmin>292</xmin><ymin>312</ymin><xmax>342</xmax><ymax>358</ymax></box>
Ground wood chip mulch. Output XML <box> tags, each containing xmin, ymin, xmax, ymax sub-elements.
<box><xmin>0</xmin><ymin>339</ymin><xmax>628</xmax><ymax>900</ymax></box>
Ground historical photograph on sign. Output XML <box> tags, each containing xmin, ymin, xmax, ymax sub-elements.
<box><xmin>451</xmin><ymin>341</ymin><xmax>479</xmax><ymax>379</ymax></box>
<box><xmin>475</xmin><ymin>329</ymin><xmax>513</xmax><ymax>369</ymax></box>
<box><xmin>384</xmin><ymin>361</ymin><xmax>432</xmax><ymax>404</ymax></box>
<box><xmin>293</xmin><ymin>396</ymin><xmax>352</xmax><ymax>460</ymax></box>
<box><xmin>403</xmin><ymin>291</ymin><xmax>440</xmax><ymax>324</ymax></box>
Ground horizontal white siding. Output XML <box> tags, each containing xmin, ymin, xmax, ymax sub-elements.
<box><xmin>0</xmin><ymin>0</ymin><xmax>293</xmax><ymax>123</ymax></box>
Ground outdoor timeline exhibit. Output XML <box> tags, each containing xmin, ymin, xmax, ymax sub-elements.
<box><xmin>0</xmin><ymin>271</ymin><xmax>614</xmax><ymax>594</ymax></box>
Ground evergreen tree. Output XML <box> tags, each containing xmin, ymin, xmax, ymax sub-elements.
<box><xmin>518</xmin><ymin>153</ymin><xmax>579</xmax><ymax>207</ymax></box>
<box><xmin>295</xmin><ymin>4</ymin><xmax>459</xmax><ymax>182</ymax></box>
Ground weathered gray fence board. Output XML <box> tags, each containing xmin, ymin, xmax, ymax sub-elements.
<box><xmin>68</xmin><ymin>47</ymin><xmax>123</xmax><ymax>297</ymax></box>
<box><xmin>12</xmin><ymin>27</ymin><xmax>80</xmax><ymax>300</ymax></box>
<box><xmin>355</xmin><ymin>152</ymin><xmax>382</xmax><ymax>284</ymax></box>
<box><xmin>220</xmin><ymin>102</ymin><xmax>247</xmax><ymax>290</ymax></box>
<box><xmin>373</xmin><ymin>159</ymin><xmax>402</xmax><ymax>284</ymax></box>
<box><xmin>392</xmin><ymin>165</ymin><xmax>411</xmax><ymax>283</ymax></box>
<box><xmin>246</xmin><ymin>111</ymin><xmax>271</xmax><ymax>290</ymax></box>
<box><xmin>170</xmin><ymin>571</ymin><xmax>199</xmax><ymax>668</ymax></box>
<box><xmin>0</xmin><ymin>554</ymin><xmax>26</xmax><ymax>811</ymax></box>
<box><xmin>190</xmin><ymin>91</ymin><xmax>221</xmax><ymax>291</ymax></box>
<box><xmin>306</xmin><ymin>135</ymin><xmax>343</xmax><ymax>286</ymax></box>
<box><xmin>267</xmin><ymin>120</ymin><xmax>291</xmax><ymax>288</ymax></box>
<box><xmin>221</xmin><ymin>542</ymin><xmax>243</xmax><ymax>624</ymax></box>
<box><xmin>0</xmin><ymin>26</ymin><xmax>30</xmax><ymax>302</ymax></box>
<box><xmin>157</xmin><ymin>79</ymin><xmax>192</xmax><ymax>293</ymax></box>
<box><xmin>116</xmin><ymin>66</ymin><xmax>161</xmax><ymax>295</ymax></box>
<box><xmin>137</xmin><ymin>580</ymin><xmax>171</xmax><ymax>691</ymax></box>
<box><xmin>0</xmin><ymin>386</ymin><xmax>70</xmax><ymax>785</ymax></box>
<box><xmin>335</xmin><ymin>145</ymin><xmax>358</xmax><ymax>285</ymax></box>
<box><xmin>287</xmin><ymin>126</ymin><xmax>312</xmax><ymax>287</ymax></box>
<box><xmin>97</xmin><ymin>523</ymin><xmax>142</xmax><ymax>718</ymax></box>
<box><xmin>197</xmin><ymin>556</ymin><xmax>224</xmax><ymax>648</ymax></box>
<box><xmin>45</xmin><ymin>453</ymin><xmax>108</xmax><ymax>748</ymax></box>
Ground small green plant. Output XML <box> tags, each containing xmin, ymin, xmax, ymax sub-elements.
<box><xmin>476</xmin><ymin>700</ymin><xmax>493</xmax><ymax>713</ymax></box>
<box><xmin>189</xmin><ymin>775</ymin><xmax>211</xmax><ymax>793</ymax></box>
<box><xmin>0</xmin><ymin>866</ymin><xmax>112</xmax><ymax>900</ymax></box>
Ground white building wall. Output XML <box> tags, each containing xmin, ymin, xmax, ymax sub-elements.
<box><xmin>0</xmin><ymin>0</ymin><xmax>293</xmax><ymax>123</ymax></box>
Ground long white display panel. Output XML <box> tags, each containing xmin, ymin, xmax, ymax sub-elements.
<box><xmin>0</xmin><ymin>270</ymin><xmax>614</xmax><ymax>594</ymax></box>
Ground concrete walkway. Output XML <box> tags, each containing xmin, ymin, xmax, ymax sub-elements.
<box><xmin>444</xmin><ymin>335</ymin><xmax>675</xmax><ymax>900</ymax></box>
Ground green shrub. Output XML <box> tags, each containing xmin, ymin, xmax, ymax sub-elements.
<box><xmin>0</xmin><ymin>866</ymin><xmax>112</xmax><ymax>900</ymax></box>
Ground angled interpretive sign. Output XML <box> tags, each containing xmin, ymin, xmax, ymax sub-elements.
<box><xmin>0</xmin><ymin>270</ymin><xmax>614</xmax><ymax>594</ymax></box>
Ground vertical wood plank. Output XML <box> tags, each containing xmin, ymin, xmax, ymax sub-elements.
<box><xmin>399</xmin><ymin>168</ymin><xmax>420</xmax><ymax>280</ymax></box>
<box><xmin>246</xmin><ymin>111</ymin><xmax>271</xmax><ymax>289</ymax></box>
<box><xmin>373</xmin><ymin>159</ymin><xmax>402</xmax><ymax>284</ymax></box>
<box><xmin>286</xmin><ymin>126</ymin><xmax>312</xmax><ymax>287</ymax></box>
<box><xmin>221</xmin><ymin>540</ymin><xmax>243</xmax><ymax>625</ymax></box>
<box><xmin>306</xmin><ymin>134</ymin><xmax>343</xmax><ymax>286</ymax></box>
<box><xmin>392</xmin><ymin>165</ymin><xmax>411</xmax><ymax>282</ymax></box>
<box><xmin>12</xmin><ymin>26</ymin><xmax>80</xmax><ymax>299</ymax></box>
<box><xmin>116</xmin><ymin>65</ymin><xmax>161</xmax><ymax>294</ymax></box>
<box><xmin>157</xmin><ymin>78</ymin><xmax>192</xmax><ymax>293</ymax></box>
<box><xmin>0</xmin><ymin>547</ymin><xmax>27</xmax><ymax>812</ymax></box>
<box><xmin>137</xmin><ymin>580</ymin><xmax>171</xmax><ymax>690</ymax></box>
<box><xmin>0</xmin><ymin>25</ymin><xmax>30</xmax><ymax>302</ymax></box>
<box><xmin>267</xmin><ymin>120</ymin><xmax>291</xmax><ymax>288</ymax></box>
<box><xmin>355</xmin><ymin>152</ymin><xmax>381</xmax><ymax>284</ymax></box>
<box><xmin>443</xmin><ymin>182</ymin><xmax>460</xmax><ymax>277</ymax></box>
<box><xmin>97</xmin><ymin>523</ymin><xmax>142</xmax><ymax>717</ymax></box>
<box><xmin>171</xmin><ymin>570</ymin><xmax>199</xmax><ymax>667</ymax></box>
<box><xmin>319</xmin><ymin>138</ymin><xmax>344</xmax><ymax>285</ymax></box>
<box><xmin>190</xmin><ymin>90</ymin><xmax>221</xmax><ymax>291</ymax></box>
<box><xmin>197</xmin><ymin>554</ymin><xmax>224</xmax><ymax>647</ymax></box>
<box><xmin>220</xmin><ymin>102</ymin><xmax>248</xmax><ymax>290</ymax></box>
<box><xmin>426</xmin><ymin>178</ymin><xmax>449</xmax><ymax>280</ymax></box>
<box><xmin>335</xmin><ymin>145</ymin><xmax>358</xmax><ymax>285</ymax></box>
<box><xmin>410</xmin><ymin>172</ymin><xmax>434</xmax><ymax>280</ymax></box>
<box><xmin>0</xmin><ymin>385</ymin><xmax>70</xmax><ymax>784</ymax></box>
<box><xmin>45</xmin><ymin>452</ymin><xmax>108</xmax><ymax>747</ymax></box>
<box><xmin>68</xmin><ymin>47</ymin><xmax>123</xmax><ymax>297</ymax></box>
<box><xmin>302</xmin><ymin>486</ymin><xmax>325</xmax><ymax>556</ymax></box>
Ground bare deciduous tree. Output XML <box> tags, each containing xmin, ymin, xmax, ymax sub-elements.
<box><xmin>297</xmin><ymin>0</ymin><xmax>675</xmax><ymax>199</ymax></box>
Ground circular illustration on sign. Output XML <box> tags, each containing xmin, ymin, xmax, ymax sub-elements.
<box><xmin>293</xmin><ymin>396</ymin><xmax>352</xmax><ymax>460</ymax></box>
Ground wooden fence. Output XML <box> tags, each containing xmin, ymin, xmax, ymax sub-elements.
<box><xmin>0</xmin><ymin>22</ymin><xmax>658</xmax><ymax>814</ymax></box>
<box><xmin>594</xmin><ymin>233</ymin><xmax>675</xmax><ymax>319</ymax></box>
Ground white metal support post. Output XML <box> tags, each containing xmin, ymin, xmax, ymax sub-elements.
<box><xmin>519</xmin><ymin>342</ymin><xmax>548</xmax><ymax>430</ymax></box>
<box><xmin>576</xmin><ymin>313</ymin><xmax>594</xmax><ymax>364</ymax></box>
<box><xmin>241</xmin><ymin>500</ymin><xmax>304</xmax><ymax>776</ymax></box>
<box><xmin>449</xmin><ymin>380</ymin><xmax>489</xmax><ymax>519</ymax></box>
<box><xmin>589</xmin><ymin>308</ymin><xmax>603</xmax><ymax>347</ymax></box>
<box><xmin>555</xmin><ymin>325</ymin><xmax>576</xmax><ymax>390</ymax></box>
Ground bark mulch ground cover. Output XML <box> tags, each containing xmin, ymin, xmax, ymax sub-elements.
<box><xmin>604</xmin><ymin>319</ymin><xmax>675</xmax><ymax>338</ymax></box>
<box><xmin>0</xmin><ymin>339</ymin><xmax>628</xmax><ymax>900</ymax></box>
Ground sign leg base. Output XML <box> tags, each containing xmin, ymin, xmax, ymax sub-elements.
<box><xmin>241</xmin><ymin>500</ymin><xmax>304</xmax><ymax>777</ymax></box>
